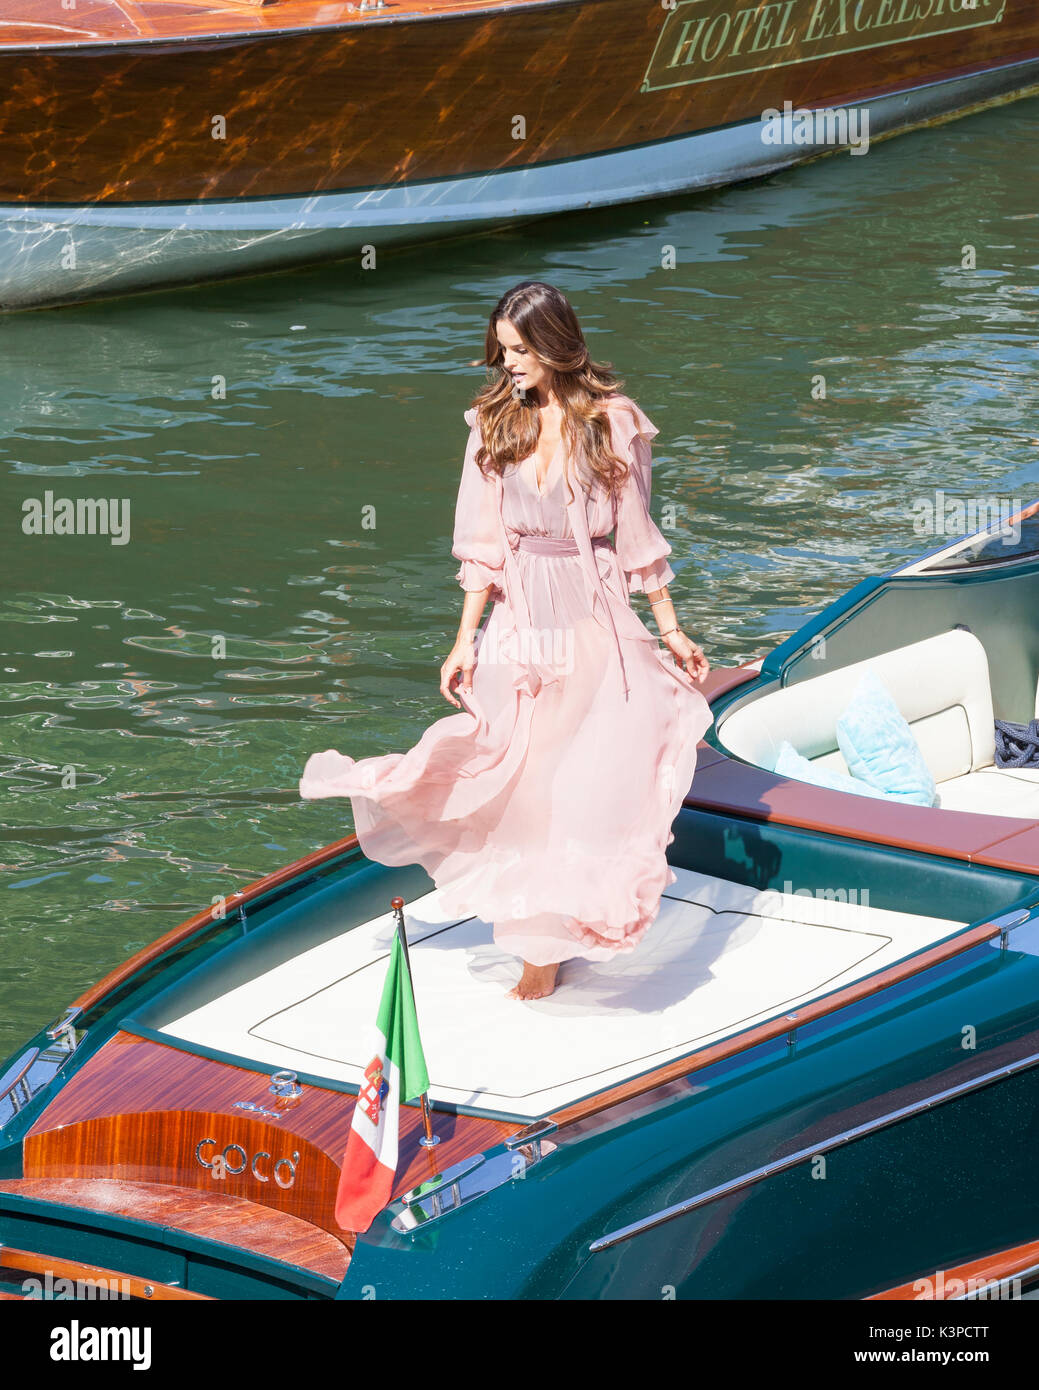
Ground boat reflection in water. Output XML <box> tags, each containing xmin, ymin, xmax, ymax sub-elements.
<box><xmin>1</xmin><ymin>0</ymin><xmax>1038</xmax><ymax>306</ymax></box>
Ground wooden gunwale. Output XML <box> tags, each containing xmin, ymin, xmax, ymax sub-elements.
<box><xmin>0</xmin><ymin>1243</ymin><xmax>213</xmax><ymax>1299</ymax></box>
<box><xmin>2</xmin><ymin>0</ymin><xmax>573</xmax><ymax>49</ymax></box>
<box><xmin>547</xmin><ymin>917</ymin><xmax>1002</xmax><ymax>1128</ymax></box>
<box><xmin>683</xmin><ymin>753</ymin><xmax>1039</xmax><ymax>874</ymax></box>
<box><xmin>867</xmin><ymin>1237</ymin><xmax>1039</xmax><ymax>1299</ymax></box>
<box><xmin>6</xmin><ymin>0</ymin><xmax>1035</xmax><ymax>47</ymax></box>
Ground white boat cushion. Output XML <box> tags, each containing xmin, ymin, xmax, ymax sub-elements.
<box><xmin>719</xmin><ymin>630</ymin><xmax>996</xmax><ymax>787</ymax></box>
<box><xmin>931</xmin><ymin>765</ymin><xmax>1039</xmax><ymax>817</ymax></box>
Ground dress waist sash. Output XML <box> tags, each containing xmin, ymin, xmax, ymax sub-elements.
<box><xmin>516</xmin><ymin>535</ymin><xmax>613</xmax><ymax>556</ymax></box>
<box><xmin>493</xmin><ymin>474</ymin><xmax>630</xmax><ymax>698</ymax></box>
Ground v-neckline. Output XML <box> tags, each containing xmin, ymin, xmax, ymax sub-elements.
<box><xmin>531</xmin><ymin>437</ymin><xmax>563</xmax><ymax>498</ymax></box>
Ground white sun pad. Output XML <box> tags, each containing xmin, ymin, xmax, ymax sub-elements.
<box><xmin>155</xmin><ymin>869</ymin><xmax>967</xmax><ymax>1118</ymax></box>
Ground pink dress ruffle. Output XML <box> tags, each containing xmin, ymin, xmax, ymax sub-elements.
<box><xmin>299</xmin><ymin>394</ymin><xmax>714</xmax><ymax>965</ymax></box>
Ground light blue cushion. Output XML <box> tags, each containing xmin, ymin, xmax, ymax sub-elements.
<box><xmin>835</xmin><ymin>669</ymin><xmax>939</xmax><ymax>807</ymax></box>
<box><xmin>773</xmin><ymin>740</ymin><xmax>890</xmax><ymax>801</ymax></box>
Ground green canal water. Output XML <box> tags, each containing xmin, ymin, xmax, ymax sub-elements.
<box><xmin>2</xmin><ymin>96</ymin><xmax>1038</xmax><ymax>1056</ymax></box>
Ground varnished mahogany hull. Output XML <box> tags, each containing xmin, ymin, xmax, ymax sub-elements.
<box><xmin>4</xmin><ymin>60</ymin><xmax>1038</xmax><ymax>311</ymax></box>
<box><xmin>3</xmin><ymin>1</ymin><xmax>1039</xmax><ymax>306</ymax></box>
<box><xmin>21</xmin><ymin>1031</ymin><xmax>518</xmax><ymax>1241</ymax></box>
<box><xmin>2</xmin><ymin>0</ymin><xmax>1038</xmax><ymax>205</ymax></box>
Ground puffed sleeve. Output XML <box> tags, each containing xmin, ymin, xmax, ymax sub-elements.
<box><xmin>452</xmin><ymin>408</ymin><xmax>505</xmax><ymax>595</ymax></box>
<box><xmin>610</xmin><ymin>397</ymin><xmax>676</xmax><ymax>593</ymax></box>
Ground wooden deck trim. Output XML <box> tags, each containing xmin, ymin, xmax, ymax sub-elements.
<box><xmin>5</xmin><ymin>0</ymin><xmax>1034</xmax><ymax>46</ymax></box>
<box><xmin>867</xmin><ymin>1237</ymin><xmax>1039</xmax><ymax>1299</ymax></box>
<box><xmin>0</xmin><ymin>1245</ymin><xmax>213</xmax><ymax>1300</ymax></box>
<box><xmin>548</xmin><ymin>918</ymin><xmax>1001</xmax><ymax>1128</ymax></box>
<box><xmin>685</xmin><ymin>749</ymin><xmax>1039</xmax><ymax>875</ymax></box>
<box><xmin>71</xmin><ymin>833</ymin><xmax>359</xmax><ymax>1012</ymax></box>
<box><xmin>23</xmin><ymin>1032</ymin><xmax>519</xmax><ymax>1236</ymax></box>
<box><xmin>0</xmin><ymin>1178</ymin><xmax>353</xmax><ymax>1285</ymax></box>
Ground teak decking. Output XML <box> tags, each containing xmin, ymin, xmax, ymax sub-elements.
<box><xmin>20</xmin><ymin>1032</ymin><xmax>520</xmax><ymax>1239</ymax></box>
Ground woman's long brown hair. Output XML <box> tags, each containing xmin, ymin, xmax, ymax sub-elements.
<box><xmin>470</xmin><ymin>281</ymin><xmax>631</xmax><ymax>497</ymax></box>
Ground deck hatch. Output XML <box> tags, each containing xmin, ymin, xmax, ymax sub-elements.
<box><xmin>151</xmin><ymin>870</ymin><xmax>966</xmax><ymax>1119</ymax></box>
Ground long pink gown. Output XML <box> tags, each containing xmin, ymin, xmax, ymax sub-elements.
<box><xmin>299</xmin><ymin>394</ymin><xmax>714</xmax><ymax>965</ymax></box>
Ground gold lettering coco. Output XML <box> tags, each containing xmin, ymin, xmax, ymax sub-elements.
<box><xmin>195</xmin><ymin>1138</ymin><xmax>300</xmax><ymax>1189</ymax></box>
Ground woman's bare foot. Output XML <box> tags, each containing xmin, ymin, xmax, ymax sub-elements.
<box><xmin>507</xmin><ymin>960</ymin><xmax>560</xmax><ymax>1000</ymax></box>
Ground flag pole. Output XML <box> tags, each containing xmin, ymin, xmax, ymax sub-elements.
<box><xmin>391</xmin><ymin>897</ymin><xmax>439</xmax><ymax>1150</ymax></box>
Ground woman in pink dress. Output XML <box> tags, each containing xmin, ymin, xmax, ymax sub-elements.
<box><xmin>300</xmin><ymin>281</ymin><xmax>713</xmax><ymax>999</ymax></box>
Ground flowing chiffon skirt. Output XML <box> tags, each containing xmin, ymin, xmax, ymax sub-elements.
<box><xmin>300</xmin><ymin>543</ymin><xmax>714</xmax><ymax>965</ymax></box>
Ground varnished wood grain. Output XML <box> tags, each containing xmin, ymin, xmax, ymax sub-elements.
<box><xmin>685</xmin><ymin>750</ymin><xmax>1039</xmax><ymax>870</ymax></box>
<box><xmin>694</xmin><ymin>663</ymin><xmax>761</xmax><ymax>707</ymax></box>
<box><xmin>4</xmin><ymin>0</ymin><xmax>519</xmax><ymax>45</ymax></box>
<box><xmin>867</xmin><ymin>1237</ymin><xmax>1039</xmax><ymax>1299</ymax></box>
<box><xmin>0</xmin><ymin>1179</ymin><xmax>351</xmax><ymax>1283</ymax></box>
<box><xmin>1</xmin><ymin>1243</ymin><xmax>214</xmax><ymax>1299</ymax></box>
<box><xmin>26</xmin><ymin>1109</ymin><xmax>347</xmax><ymax>1234</ymax></box>
<box><xmin>26</xmin><ymin>1032</ymin><xmax>520</xmax><ymax>1238</ymax></box>
<box><xmin>1</xmin><ymin>0</ymin><xmax>1037</xmax><ymax>203</ymax></box>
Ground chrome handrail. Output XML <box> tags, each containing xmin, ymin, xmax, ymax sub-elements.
<box><xmin>589</xmin><ymin>1046</ymin><xmax>1039</xmax><ymax>1253</ymax></box>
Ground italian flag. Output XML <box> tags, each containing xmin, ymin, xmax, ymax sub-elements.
<box><xmin>335</xmin><ymin>931</ymin><xmax>430</xmax><ymax>1234</ymax></box>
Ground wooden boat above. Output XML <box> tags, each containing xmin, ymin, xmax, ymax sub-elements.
<box><xmin>3</xmin><ymin>0</ymin><xmax>1039</xmax><ymax>306</ymax></box>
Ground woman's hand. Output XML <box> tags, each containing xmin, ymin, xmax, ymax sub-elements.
<box><xmin>662</xmin><ymin>629</ymin><xmax>710</xmax><ymax>684</ymax></box>
<box><xmin>440</xmin><ymin>635</ymin><xmax>476</xmax><ymax>707</ymax></box>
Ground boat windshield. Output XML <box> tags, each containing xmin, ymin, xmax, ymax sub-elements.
<box><xmin>912</xmin><ymin>502</ymin><xmax>1039</xmax><ymax>572</ymax></box>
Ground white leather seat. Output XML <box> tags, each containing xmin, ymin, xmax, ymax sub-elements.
<box><xmin>936</xmin><ymin>765</ymin><xmax>1039</xmax><ymax>816</ymax></box>
<box><xmin>718</xmin><ymin>629</ymin><xmax>1039</xmax><ymax>819</ymax></box>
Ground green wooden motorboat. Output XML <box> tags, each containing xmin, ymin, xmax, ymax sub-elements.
<box><xmin>2</xmin><ymin>498</ymin><xmax>1039</xmax><ymax>1301</ymax></box>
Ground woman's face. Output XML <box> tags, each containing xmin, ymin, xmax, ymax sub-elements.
<box><xmin>496</xmin><ymin>318</ymin><xmax>552</xmax><ymax>398</ymax></box>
